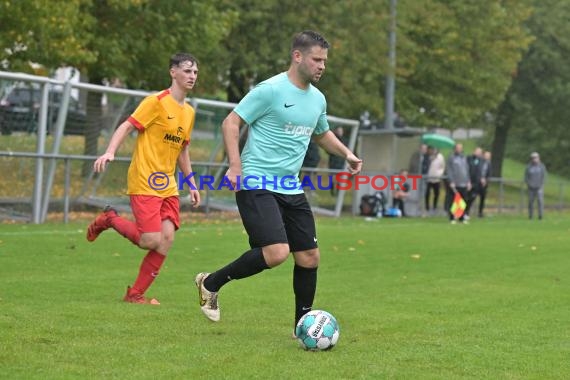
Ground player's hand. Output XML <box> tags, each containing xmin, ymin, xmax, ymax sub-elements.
<box><xmin>467</xmin><ymin>182</ymin><xmax>472</xmax><ymax>191</ymax></box>
<box><xmin>226</xmin><ymin>166</ymin><xmax>242</xmax><ymax>192</ymax></box>
<box><xmin>481</xmin><ymin>178</ymin><xmax>487</xmax><ymax>187</ymax></box>
<box><xmin>346</xmin><ymin>153</ymin><xmax>362</xmax><ymax>175</ymax></box>
<box><xmin>93</xmin><ymin>153</ymin><xmax>114</xmax><ymax>173</ymax></box>
<box><xmin>189</xmin><ymin>189</ymin><xmax>201</xmax><ymax>208</ymax></box>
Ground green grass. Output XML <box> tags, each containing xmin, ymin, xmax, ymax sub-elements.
<box><xmin>1</xmin><ymin>215</ymin><xmax>569</xmax><ymax>379</ymax></box>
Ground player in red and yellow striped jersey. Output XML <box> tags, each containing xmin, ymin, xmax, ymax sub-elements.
<box><xmin>86</xmin><ymin>53</ymin><xmax>201</xmax><ymax>305</ymax></box>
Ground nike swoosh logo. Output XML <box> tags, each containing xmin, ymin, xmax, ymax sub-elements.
<box><xmin>302</xmin><ymin>306</ymin><xmax>311</xmax><ymax>311</ymax></box>
<box><xmin>313</xmin><ymin>237</ymin><xmax>318</xmax><ymax>243</ymax></box>
<box><xmin>167</xmin><ymin>116</ymin><xmax>175</xmax><ymax>119</ymax></box>
<box><xmin>284</xmin><ymin>103</ymin><xmax>295</xmax><ymax>108</ymax></box>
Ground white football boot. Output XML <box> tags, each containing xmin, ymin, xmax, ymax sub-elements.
<box><xmin>195</xmin><ymin>272</ymin><xmax>220</xmax><ymax>322</ymax></box>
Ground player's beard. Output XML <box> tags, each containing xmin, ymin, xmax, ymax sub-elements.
<box><xmin>311</xmin><ymin>72</ymin><xmax>323</xmax><ymax>84</ymax></box>
<box><xmin>299</xmin><ymin>64</ymin><xmax>323</xmax><ymax>85</ymax></box>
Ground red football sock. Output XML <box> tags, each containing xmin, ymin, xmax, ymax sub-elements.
<box><xmin>131</xmin><ymin>250</ymin><xmax>166</xmax><ymax>295</ymax></box>
<box><xmin>109</xmin><ymin>215</ymin><xmax>140</xmax><ymax>245</ymax></box>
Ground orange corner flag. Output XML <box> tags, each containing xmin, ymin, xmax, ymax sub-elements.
<box><xmin>450</xmin><ymin>192</ymin><xmax>466</xmax><ymax>219</ymax></box>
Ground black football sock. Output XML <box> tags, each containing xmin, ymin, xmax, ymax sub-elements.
<box><xmin>293</xmin><ymin>265</ymin><xmax>318</xmax><ymax>328</ymax></box>
<box><xmin>203</xmin><ymin>247</ymin><xmax>269</xmax><ymax>292</ymax></box>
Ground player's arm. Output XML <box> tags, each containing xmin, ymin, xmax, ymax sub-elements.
<box><xmin>93</xmin><ymin>120</ymin><xmax>136</xmax><ymax>172</ymax></box>
<box><xmin>314</xmin><ymin>130</ymin><xmax>362</xmax><ymax>175</ymax></box>
<box><xmin>178</xmin><ymin>144</ymin><xmax>200</xmax><ymax>207</ymax></box>
<box><xmin>222</xmin><ymin>111</ymin><xmax>245</xmax><ymax>189</ymax></box>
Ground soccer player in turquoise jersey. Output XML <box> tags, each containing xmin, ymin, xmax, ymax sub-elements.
<box><xmin>195</xmin><ymin>31</ymin><xmax>362</xmax><ymax>334</ymax></box>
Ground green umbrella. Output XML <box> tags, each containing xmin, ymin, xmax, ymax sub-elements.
<box><xmin>422</xmin><ymin>133</ymin><xmax>455</xmax><ymax>149</ymax></box>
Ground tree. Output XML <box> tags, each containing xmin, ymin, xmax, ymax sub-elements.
<box><xmin>217</xmin><ymin>0</ymin><xmax>391</xmax><ymax>117</ymax></box>
<box><xmin>307</xmin><ymin>1</ymin><xmax>390</xmax><ymax>118</ymax></box>
<box><xmin>490</xmin><ymin>0</ymin><xmax>570</xmax><ymax>177</ymax></box>
<box><xmin>395</xmin><ymin>0</ymin><xmax>532</xmax><ymax>128</ymax></box>
<box><xmin>216</xmin><ymin>0</ymin><xmax>309</xmax><ymax>103</ymax></box>
<box><xmin>2</xmin><ymin>0</ymin><xmax>538</xmax><ymax>174</ymax></box>
<box><xmin>1</xmin><ymin>0</ymin><xmax>235</xmax><ymax>174</ymax></box>
<box><xmin>73</xmin><ymin>0</ymin><xmax>235</xmax><ymax>174</ymax></box>
<box><xmin>218</xmin><ymin>0</ymin><xmax>532</xmax><ymax>128</ymax></box>
<box><xmin>0</xmin><ymin>0</ymin><xmax>95</xmax><ymax>72</ymax></box>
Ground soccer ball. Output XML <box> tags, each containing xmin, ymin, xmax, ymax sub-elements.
<box><xmin>295</xmin><ymin>310</ymin><xmax>340</xmax><ymax>350</ymax></box>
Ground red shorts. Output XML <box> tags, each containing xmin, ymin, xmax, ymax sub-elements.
<box><xmin>130</xmin><ymin>195</ymin><xmax>180</xmax><ymax>234</ymax></box>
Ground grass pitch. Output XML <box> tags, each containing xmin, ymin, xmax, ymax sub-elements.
<box><xmin>1</xmin><ymin>214</ymin><xmax>569</xmax><ymax>379</ymax></box>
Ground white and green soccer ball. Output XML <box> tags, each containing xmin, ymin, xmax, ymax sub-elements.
<box><xmin>295</xmin><ymin>310</ymin><xmax>340</xmax><ymax>351</ymax></box>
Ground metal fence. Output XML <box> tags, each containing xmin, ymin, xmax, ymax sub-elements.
<box><xmin>1</xmin><ymin>148</ymin><xmax>568</xmax><ymax>224</ymax></box>
<box><xmin>1</xmin><ymin>70</ymin><xmax>567</xmax><ymax>223</ymax></box>
<box><xmin>0</xmin><ymin>70</ymin><xmax>359</xmax><ymax>223</ymax></box>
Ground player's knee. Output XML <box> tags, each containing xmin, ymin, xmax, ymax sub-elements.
<box><xmin>295</xmin><ymin>248</ymin><xmax>320</xmax><ymax>268</ymax></box>
<box><xmin>162</xmin><ymin>231</ymin><xmax>175</xmax><ymax>246</ymax></box>
<box><xmin>139</xmin><ymin>234</ymin><xmax>161</xmax><ymax>251</ymax></box>
<box><xmin>147</xmin><ymin>239</ymin><xmax>161</xmax><ymax>251</ymax></box>
<box><xmin>306</xmin><ymin>249</ymin><xmax>320</xmax><ymax>267</ymax></box>
<box><xmin>262</xmin><ymin>243</ymin><xmax>290</xmax><ymax>267</ymax></box>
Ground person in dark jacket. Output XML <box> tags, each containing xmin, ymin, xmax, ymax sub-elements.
<box><xmin>392</xmin><ymin>169</ymin><xmax>410</xmax><ymax>217</ymax></box>
<box><xmin>409</xmin><ymin>144</ymin><xmax>429</xmax><ymax>175</ymax></box>
<box><xmin>478</xmin><ymin>151</ymin><xmax>491</xmax><ymax>217</ymax></box>
<box><xmin>328</xmin><ymin>127</ymin><xmax>348</xmax><ymax>195</ymax></box>
<box><xmin>465</xmin><ymin>147</ymin><xmax>483</xmax><ymax>219</ymax></box>
<box><xmin>302</xmin><ymin>141</ymin><xmax>321</xmax><ymax>202</ymax></box>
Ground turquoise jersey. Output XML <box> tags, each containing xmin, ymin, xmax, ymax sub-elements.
<box><xmin>234</xmin><ymin>72</ymin><xmax>330</xmax><ymax>194</ymax></box>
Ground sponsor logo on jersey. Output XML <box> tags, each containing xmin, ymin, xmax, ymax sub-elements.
<box><xmin>163</xmin><ymin>133</ymin><xmax>183</xmax><ymax>144</ymax></box>
<box><xmin>284</xmin><ymin>122</ymin><xmax>312</xmax><ymax>136</ymax></box>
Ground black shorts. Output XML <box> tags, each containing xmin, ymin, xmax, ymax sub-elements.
<box><xmin>235</xmin><ymin>189</ymin><xmax>317</xmax><ymax>252</ymax></box>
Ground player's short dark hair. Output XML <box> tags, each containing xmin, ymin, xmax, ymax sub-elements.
<box><xmin>291</xmin><ymin>30</ymin><xmax>330</xmax><ymax>54</ymax></box>
<box><xmin>169</xmin><ymin>53</ymin><xmax>198</xmax><ymax>69</ymax></box>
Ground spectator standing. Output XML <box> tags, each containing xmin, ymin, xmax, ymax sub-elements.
<box><xmin>465</xmin><ymin>147</ymin><xmax>484</xmax><ymax>219</ymax></box>
<box><xmin>446</xmin><ymin>143</ymin><xmax>471</xmax><ymax>223</ymax></box>
<box><xmin>409</xmin><ymin>143</ymin><xmax>429</xmax><ymax>215</ymax></box>
<box><xmin>425</xmin><ymin>146</ymin><xmax>445</xmax><ymax>214</ymax></box>
<box><xmin>525</xmin><ymin>152</ymin><xmax>547</xmax><ymax>220</ymax></box>
<box><xmin>302</xmin><ymin>142</ymin><xmax>321</xmax><ymax>203</ymax></box>
<box><xmin>303</xmin><ymin>141</ymin><xmax>321</xmax><ymax>170</ymax></box>
<box><xmin>478</xmin><ymin>151</ymin><xmax>492</xmax><ymax>217</ymax></box>
<box><xmin>409</xmin><ymin>144</ymin><xmax>429</xmax><ymax>175</ymax></box>
<box><xmin>328</xmin><ymin>126</ymin><xmax>348</xmax><ymax>195</ymax></box>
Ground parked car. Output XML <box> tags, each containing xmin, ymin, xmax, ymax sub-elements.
<box><xmin>0</xmin><ymin>85</ymin><xmax>87</xmax><ymax>136</ymax></box>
